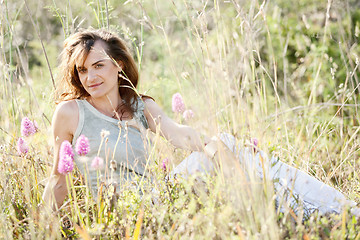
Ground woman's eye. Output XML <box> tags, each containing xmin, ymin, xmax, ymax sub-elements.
<box><xmin>78</xmin><ymin>68</ymin><xmax>87</xmax><ymax>73</ymax></box>
<box><xmin>95</xmin><ymin>64</ymin><xmax>103</xmax><ymax>68</ymax></box>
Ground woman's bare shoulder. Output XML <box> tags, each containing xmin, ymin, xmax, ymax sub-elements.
<box><xmin>143</xmin><ymin>97</ymin><xmax>163</xmax><ymax>117</ymax></box>
<box><xmin>143</xmin><ymin>97</ymin><xmax>156</xmax><ymax>107</ymax></box>
<box><xmin>55</xmin><ymin>99</ymin><xmax>78</xmax><ymax>114</ymax></box>
<box><xmin>52</xmin><ymin>100</ymin><xmax>79</xmax><ymax>137</ymax></box>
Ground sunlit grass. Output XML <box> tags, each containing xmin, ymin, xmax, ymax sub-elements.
<box><xmin>0</xmin><ymin>0</ymin><xmax>359</xmax><ymax>238</ymax></box>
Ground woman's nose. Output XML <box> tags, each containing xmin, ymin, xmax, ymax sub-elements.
<box><xmin>87</xmin><ymin>70</ymin><xmax>96</xmax><ymax>80</ymax></box>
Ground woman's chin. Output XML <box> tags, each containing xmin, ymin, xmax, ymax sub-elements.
<box><xmin>88</xmin><ymin>91</ymin><xmax>106</xmax><ymax>99</ymax></box>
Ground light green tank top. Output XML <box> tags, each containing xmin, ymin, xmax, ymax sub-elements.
<box><xmin>71</xmin><ymin>98</ymin><xmax>149</xmax><ymax>194</ymax></box>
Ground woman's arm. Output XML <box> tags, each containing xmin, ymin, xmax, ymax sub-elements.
<box><xmin>144</xmin><ymin>98</ymin><xmax>241</xmax><ymax>177</ymax></box>
<box><xmin>42</xmin><ymin>100</ymin><xmax>78</xmax><ymax>210</ymax></box>
<box><xmin>144</xmin><ymin>98</ymin><xmax>210</xmax><ymax>151</ymax></box>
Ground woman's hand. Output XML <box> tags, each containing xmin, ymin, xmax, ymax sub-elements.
<box><xmin>42</xmin><ymin>174</ymin><xmax>68</xmax><ymax>211</ymax></box>
<box><xmin>204</xmin><ymin>137</ymin><xmax>243</xmax><ymax>178</ymax></box>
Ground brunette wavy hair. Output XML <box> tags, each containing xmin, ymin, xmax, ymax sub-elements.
<box><xmin>55</xmin><ymin>28</ymin><xmax>142</xmax><ymax>115</ymax></box>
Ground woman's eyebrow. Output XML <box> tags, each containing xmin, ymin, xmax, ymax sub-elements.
<box><xmin>91</xmin><ymin>59</ymin><xmax>105</xmax><ymax>66</ymax></box>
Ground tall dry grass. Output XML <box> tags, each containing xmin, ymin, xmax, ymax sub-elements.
<box><xmin>0</xmin><ymin>0</ymin><xmax>359</xmax><ymax>238</ymax></box>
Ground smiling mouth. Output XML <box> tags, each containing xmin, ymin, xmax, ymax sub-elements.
<box><xmin>89</xmin><ymin>82</ymin><xmax>103</xmax><ymax>88</ymax></box>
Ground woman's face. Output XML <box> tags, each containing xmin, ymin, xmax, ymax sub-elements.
<box><xmin>76</xmin><ymin>40</ymin><xmax>122</xmax><ymax>100</ymax></box>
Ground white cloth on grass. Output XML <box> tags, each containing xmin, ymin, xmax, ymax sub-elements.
<box><xmin>171</xmin><ymin>133</ymin><xmax>359</xmax><ymax>217</ymax></box>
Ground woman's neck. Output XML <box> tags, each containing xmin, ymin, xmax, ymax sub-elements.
<box><xmin>88</xmin><ymin>94</ymin><xmax>122</xmax><ymax>118</ymax></box>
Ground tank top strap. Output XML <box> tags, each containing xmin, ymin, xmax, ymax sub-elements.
<box><xmin>132</xmin><ymin>96</ymin><xmax>149</xmax><ymax>129</ymax></box>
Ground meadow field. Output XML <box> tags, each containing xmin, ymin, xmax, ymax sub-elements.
<box><xmin>1</xmin><ymin>0</ymin><xmax>360</xmax><ymax>238</ymax></box>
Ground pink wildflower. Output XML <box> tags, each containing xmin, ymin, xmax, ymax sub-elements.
<box><xmin>58</xmin><ymin>140</ymin><xmax>74</xmax><ymax>174</ymax></box>
<box><xmin>161</xmin><ymin>158</ymin><xmax>169</xmax><ymax>172</ymax></box>
<box><xmin>172</xmin><ymin>93</ymin><xmax>185</xmax><ymax>113</ymax></box>
<box><xmin>91</xmin><ymin>156</ymin><xmax>104</xmax><ymax>170</ymax></box>
<box><xmin>251</xmin><ymin>138</ymin><xmax>259</xmax><ymax>152</ymax></box>
<box><xmin>58</xmin><ymin>155</ymin><xmax>74</xmax><ymax>174</ymax></box>
<box><xmin>21</xmin><ymin>117</ymin><xmax>36</xmax><ymax>137</ymax></box>
<box><xmin>182</xmin><ymin>109</ymin><xmax>194</xmax><ymax>120</ymax></box>
<box><xmin>17</xmin><ymin>137</ymin><xmax>29</xmax><ymax>155</ymax></box>
<box><xmin>75</xmin><ymin>135</ymin><xmax>90</xmax><ymax>156</ymax></box>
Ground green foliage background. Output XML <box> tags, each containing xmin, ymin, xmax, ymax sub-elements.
<box><xmin>1</xmin><ymin>0</ymin><xmax>360</xmax><ymax>238</ymax></box>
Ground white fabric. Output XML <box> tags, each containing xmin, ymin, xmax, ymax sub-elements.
<box><xmin>171</xmin><ymin>133</ymin><xmax>359</xmax><ymax>217</ymax></box>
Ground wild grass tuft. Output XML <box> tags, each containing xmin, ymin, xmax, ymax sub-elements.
<box><xmin>0</xmin><ymin>0</ymin><xmax>359</xmax><ymax>238</ymax></box>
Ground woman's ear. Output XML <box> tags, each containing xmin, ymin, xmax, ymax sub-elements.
<box><xmin>117</xmin><ymin>61</ymin><xmax>124</xmax><ymax>71</ymax></box>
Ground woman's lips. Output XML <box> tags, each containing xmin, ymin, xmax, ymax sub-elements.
<box><xmin>89</xmin><ymin>82</ymin><xmax>103</xmax><ymax>88</ymax></box>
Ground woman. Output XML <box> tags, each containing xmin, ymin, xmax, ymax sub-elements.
<box><xmin>42</xmin><ymin>28</ymin><xmax>359</xmax><ymax>217</ymax></box>
<box><xmin>42</xmin><ymin>28</ymin><xmax>210</xmax><ymax>209</ymax></box>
